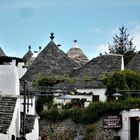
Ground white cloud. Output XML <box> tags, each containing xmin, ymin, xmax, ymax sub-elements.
<box><xmin>96</xmin><ymin>44</ymin><xmax>109</xmax><ymax>54</ymax></box>
<box><xmin>131</xmin><ymin>24</ymin><xmax>140</xmax><ymax>51</ymax></box>
<box><xmin>89</xmin><ymin>27</ymin><xmax>104</xmax><ymax>34</ymax></box>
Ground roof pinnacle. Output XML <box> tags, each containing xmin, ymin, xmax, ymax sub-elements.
<box><xmin>29</xmin><ymin>45</ymin><xmax>31</xmax><ymax>50</ymax></box>
<box><xmin>50</xmin><ymin>33</ymin><xmax>55</xmax><ymax>40</ymax></box>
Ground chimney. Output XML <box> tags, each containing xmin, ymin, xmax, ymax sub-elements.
<box><xmin>72</xmin><ymin>40</ymin><xmax>79</xmax><ymax>48</ymax></box>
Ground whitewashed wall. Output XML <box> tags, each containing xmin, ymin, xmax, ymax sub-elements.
<box><xmin>20</xmin><ymin>97</ymin><xmax>36</xmax><ymax>115</ymax></box>
<box><xmin>17</xmin><ymin>62</ymin><xmax>27</xmax><ymax>79</ymax></box>
<box><xmin>77</xmin><ymin>88</ymin><xmax>107</xmax><ymax>102</ymax></box>
<box><xmin>119</xmin><ymin>109</ymin><xmax>140</xmax><ymax>140</ymax></box>
<box><xmin>26</xmin><ymin>117</ymin><xmax>39</xmax><ymax>140</ymax></box>
<box><xmin>0</xmin><ymin>134</ymin><xmax>7</xmax><ymax>140</ymax></box>
<box><xmin>54</xmin><ymin>94</ymin><xmax>93</xmax><ymax>105</ymax></box>
<box><xmin>0</xmin><ymin>65</ymin><xmax>19</xmax><ymax>96</ymax></box>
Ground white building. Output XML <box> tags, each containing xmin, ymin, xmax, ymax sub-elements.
<box><xmin>0</xmin><ymin>56</ymin><xmax>39</xmax><ymax>140</ymax></box>
<box><xmin>119</xmin><ymin>109</ymin><xmax>140</xmax><ymax>140</ymax></box>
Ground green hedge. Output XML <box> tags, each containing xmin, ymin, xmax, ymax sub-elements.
<box><xmin>39</xmin><ymin>97</ymin><xmax>140</xmax><ymax>124</ymax></box>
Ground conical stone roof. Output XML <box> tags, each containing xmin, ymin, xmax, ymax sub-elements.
<box><xmin>70</xmin><ymin>54</ymin><xmax>123</xmax><ymax>88</ymax></box>
<box><xmin>23</xmin><ymin>46</ymin><xmax>34</xmax><ymax>68</ymax></box>
<box><xmin>22</xmin><ymin>34</ymin><xmax>80</xmax><ymax>81</ymax></box>
<box><xmin>67</xmin><ymin>40</ymin><xmax>88</xmax><ymax>65</ymax></box>
<box><xmin>0</xmin><ymin>47</ymin><xmax>6</xmax><ymax>56</ymax></box>
<box><xmin>54</xmin><ymin>54</ymin><xmax>123</xmax><ymax>89</ymax></box>
<box><xmin>126</xmin><ymin>53</ymin><xmax>140</xmax><ymax>73</ymax></box>
<box><xmin>23</xmin><ymin>46</ymin><xmax>33</xmax><ymax>61</ymax></box>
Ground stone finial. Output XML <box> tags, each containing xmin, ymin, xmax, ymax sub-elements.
<box><xmin>73</xmin><ymin>40</ymin><xmax>79</xmax><ymax>48</ymax></box>
<box><xmin>50</xmin><ymin>33</ymin><xmax>55</xmax><ymax>40</ymax></box>
<box><xmin>39</xmin><ymin>46</ymin><xmax>42</xmax><ymax>51</ymax></box>
<box><xmin>29</xmin><ymin>45</ymin><xmax>31</xmax><ymax>50</ymax></box>
<box><xmin>57</xmin><ymin>44</ymin><xmax>61</xmax><ymax>47</ymax></box>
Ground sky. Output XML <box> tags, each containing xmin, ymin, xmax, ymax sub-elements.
<box><xmin>0</xmin><ymin>0</ymin><xmax>140</xmax><ymax>60</ymax></box>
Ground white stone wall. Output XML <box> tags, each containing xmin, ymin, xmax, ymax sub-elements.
<box><xmin>26</xmin><ymin>117</ymin><xmax>39</xmax><ymax>140</ymax></box>
<box><xmin>20</xmin><ymin>97</ymin><xmax>36</xmax><ymax>115</ymax></box>
<box><xmin>0</xmin><ymin>65</ymin><xmax>19</xmax><ymax>96</ymax></box>
<box><xmin>0</xmin><ymin>134</ymin><xmax>7</xmax><ymax>140</ymax></box>
<box><xmin>17</xmin><ymin>62</ymin><xmax>27</xmax><ymax>79</ymax></box>
<box><xmin>77</xmin><ymin>88</ymin><xmax>107</xmax><ymax>102</ymax></box>
<box><xmin>121</xmin><ymin>55</ymin><xmax>124</xmax><ymax>70</ymax></box>
<box><xmin>54</xmin><ymin>94</ymin><xmax>93</xmax><ymax>106</ymax></box>
<box><xmin>119</xmin><ymin>109</ymin><xmax>140</xmax><ymax>140</ymax></box>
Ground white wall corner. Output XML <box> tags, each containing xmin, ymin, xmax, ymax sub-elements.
<box><xmin>121</xmin><ymin>55</ymin><xmax>124</xmax><ymax>70</ymax></box>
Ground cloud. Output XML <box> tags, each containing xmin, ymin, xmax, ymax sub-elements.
<box><xmin>89</xmin><ymin>27</ymin><xmax>104</xmax><ymax>34</ymax></box>
<box><xmin>131</xmin><ymin>24</ymin><xmax>140</xmax><ymax>51</ymax></box>
<box><xmin>96</xmin><ymin>44</ymin><xmax>109</xmax><ymax>54</ymax></box>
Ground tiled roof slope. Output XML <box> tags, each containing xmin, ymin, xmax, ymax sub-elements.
<box><xmin>126</xmin><ymin>53</ymin><xmax>140</xmax><ymax>73</ymax></box>
<box><xmin>0</xmin><ymin>96</ymin><xmax>17</xmax><ymax>134</ymax></box>
<box><xmin>23</xmin><ymin>47</ymin><xmax>33</xmax><ymax>61</ymax></box>
<box><xmin>20</xmin><ymin>113</ymin><xmax>36</xmax><ymax>134</ymax></box>
<box><xmin>22</xmin><ymin>40</ymin><xmax>80</xmax><ymax>81</ymax></box>
<box><xmin>66</xmin><ymin>40</ymin><xmax>89</xmax><ymax>66</ymax></box>
<box><xmin>69</xmin><ymin>55</ymin><xmax>122</xmax><ymax>88</ymax></box>
<box><xmin>67</xmin><ymin>47</ymin><xmax>88</xmax><ymax>65</ymax></box>
<box><xmin>23</xmin><ymin>50</ymin><xmax>33</xmax><ymax>61</ymax></box>
<box><xmin>0</xmin><ymin>47</ymin><xmax>6</xmax><ymax>56</ymax></box>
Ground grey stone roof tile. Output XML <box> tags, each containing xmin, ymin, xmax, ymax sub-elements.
<box><xmin>0</xmin><ymin>47</ymin><xmax>6</xmax><ymax>56</ymax></box>
<box><xmin>126</xmin><ymin>53</ymin><xmax>140</xmax><ymax>73</ymax></box>
<box><xmin>55</xmin><ymin>55</ymin><xmax>122</xmax><ymax>89</ymax></box>
<box><xmin>67</xmin><ymin>47</ymin><xmax>89</xmax><ymax>65</ymax></box>
<box><xmin>0</xmin><ymin>96</ymin><xmax>17</xmax><ymax>134</ymax></box>
<box><xmin>22</xmin><ymin>40</ymin><xmax>80</xmax><ymax>81</ymax></box>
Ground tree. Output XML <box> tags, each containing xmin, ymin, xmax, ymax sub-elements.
<box><xmin>109</xmin><ymin>25</ymin><xmax>136</xmax><ymax>66</ymax></box>
<box><xmin>103</xmin><ymin>70</ymin><xmax>140</xmax><ymax>97</ymax></box>
<box><xmin>103</xmin><ymin>71</ymin><xmax>128</xmax><ymax>97</ymax></box>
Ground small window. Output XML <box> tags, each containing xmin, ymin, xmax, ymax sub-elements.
<box><xmin>11</xmin><ymin>135</ymin><xmax>15</xmax><ymax>140</ymax></box>
<box><xmin>92</xmin><ymin>95</ymin><xmax>99</xmax><ymax>101</ymax></box>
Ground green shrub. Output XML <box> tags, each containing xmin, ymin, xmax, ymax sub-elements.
<box><xmin>40</xmin><ymin>107</ymin><xmax>59</xmax><ymax>122</ymax></box>
<box><xmin>84</xmin><ymin>124</ymin><xmax>96</xmax><ymax>140</ymax></box>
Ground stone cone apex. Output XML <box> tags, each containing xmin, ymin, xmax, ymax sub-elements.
<box><xmin>22</xmin><ymin>45</ymin><xmax>34</xmax><ymax>68</ymax></box>
<box><xmin>22</xmin><ymin>33</ymin><xmax>80</xmax><ymax>81</ymax></box>
<box><xmin>23</xmin><ymin>45</ymin><xmax>33</xmax><ymax>61</ymax></box>
<box><xmin>67</xmin><ymin>40</ymin><xmax>89</xmax><ymax>65</ymax></box>
<box><xmin>0</xmin><ymin>47</ymin><xmax>6</xmax><ymax>56</ymax></box>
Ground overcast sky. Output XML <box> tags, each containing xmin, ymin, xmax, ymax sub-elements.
<box><xmin>0</xmin><ymin>0</ymin><xmax>140</xmax><ymax>60</ymax></box>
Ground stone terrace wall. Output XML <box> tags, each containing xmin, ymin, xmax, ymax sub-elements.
<box><xmin>39</xmin><ymin>118</ymin><xmax>119</xmax><ymax>140</ymax></box>
<box><xmin>39</xmin><ymin>119</ymin><xmax>84</xmax><ymax>140</ymax></box>
<box><xmin>95</xmin><ymin>119</ymin><xmax>118</xmax><ymax>140</ymax></box>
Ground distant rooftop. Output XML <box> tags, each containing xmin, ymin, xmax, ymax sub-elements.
<box><xmin>0</xmin><ymin>47</ymin><xmax>6</xmax><ymax>57</ymax></box>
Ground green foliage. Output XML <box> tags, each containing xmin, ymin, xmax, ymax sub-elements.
<box><xmin>103</xmin><ymin>70</ymin><xmax>140</xmax><ymax>96</ymax></box>
<box><xmin>39</xmin><ymin>98</ymin><xmax>140</xmax><ymax>124</ymax></box>
<box><xmin>109</xmin><ymin>25</ymin><xmax>136</xmax><ymax>65</ymax></box>
<box><xmin>40</xmin><ymin>107</ymin><xmax>59</xmax><ymax>122</ymax></box>
<box><xmin>103</xmin><ymin>71</ymin><xmax>128</xmax><ymax>96</ymax></box>
<box><xmin>121</xmin><ymin>70</ymin><xmax>140</xmax><ymax>89</ymax></box>
<box><xmin>84</xmin><ymin>124</ymin><xmax>96</xmax><ymax>140</ymax></box>
<box><xmin>36</xmin><ymin>95</ymin><xmax>54</xmax><ymax>114</ymax></box>
<box><xmin>58</xmin><ymin>109</ymin><xmax>71</xmax><ymax>120</ymax></box>
<box><xmin>33</xmin><ymin>75</ymin><xmax>78</xmax><ymax>88</ymax></box>
<box><xmin>83</xmin><ymin>73</ymin><xmax>89</xmax><ymax>81</ymax></box>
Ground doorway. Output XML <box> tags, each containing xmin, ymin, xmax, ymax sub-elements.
<box><xmin>130</xmin><ymin>117</ymin><xmax>139</xmax><ymax>140</ymax></box>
